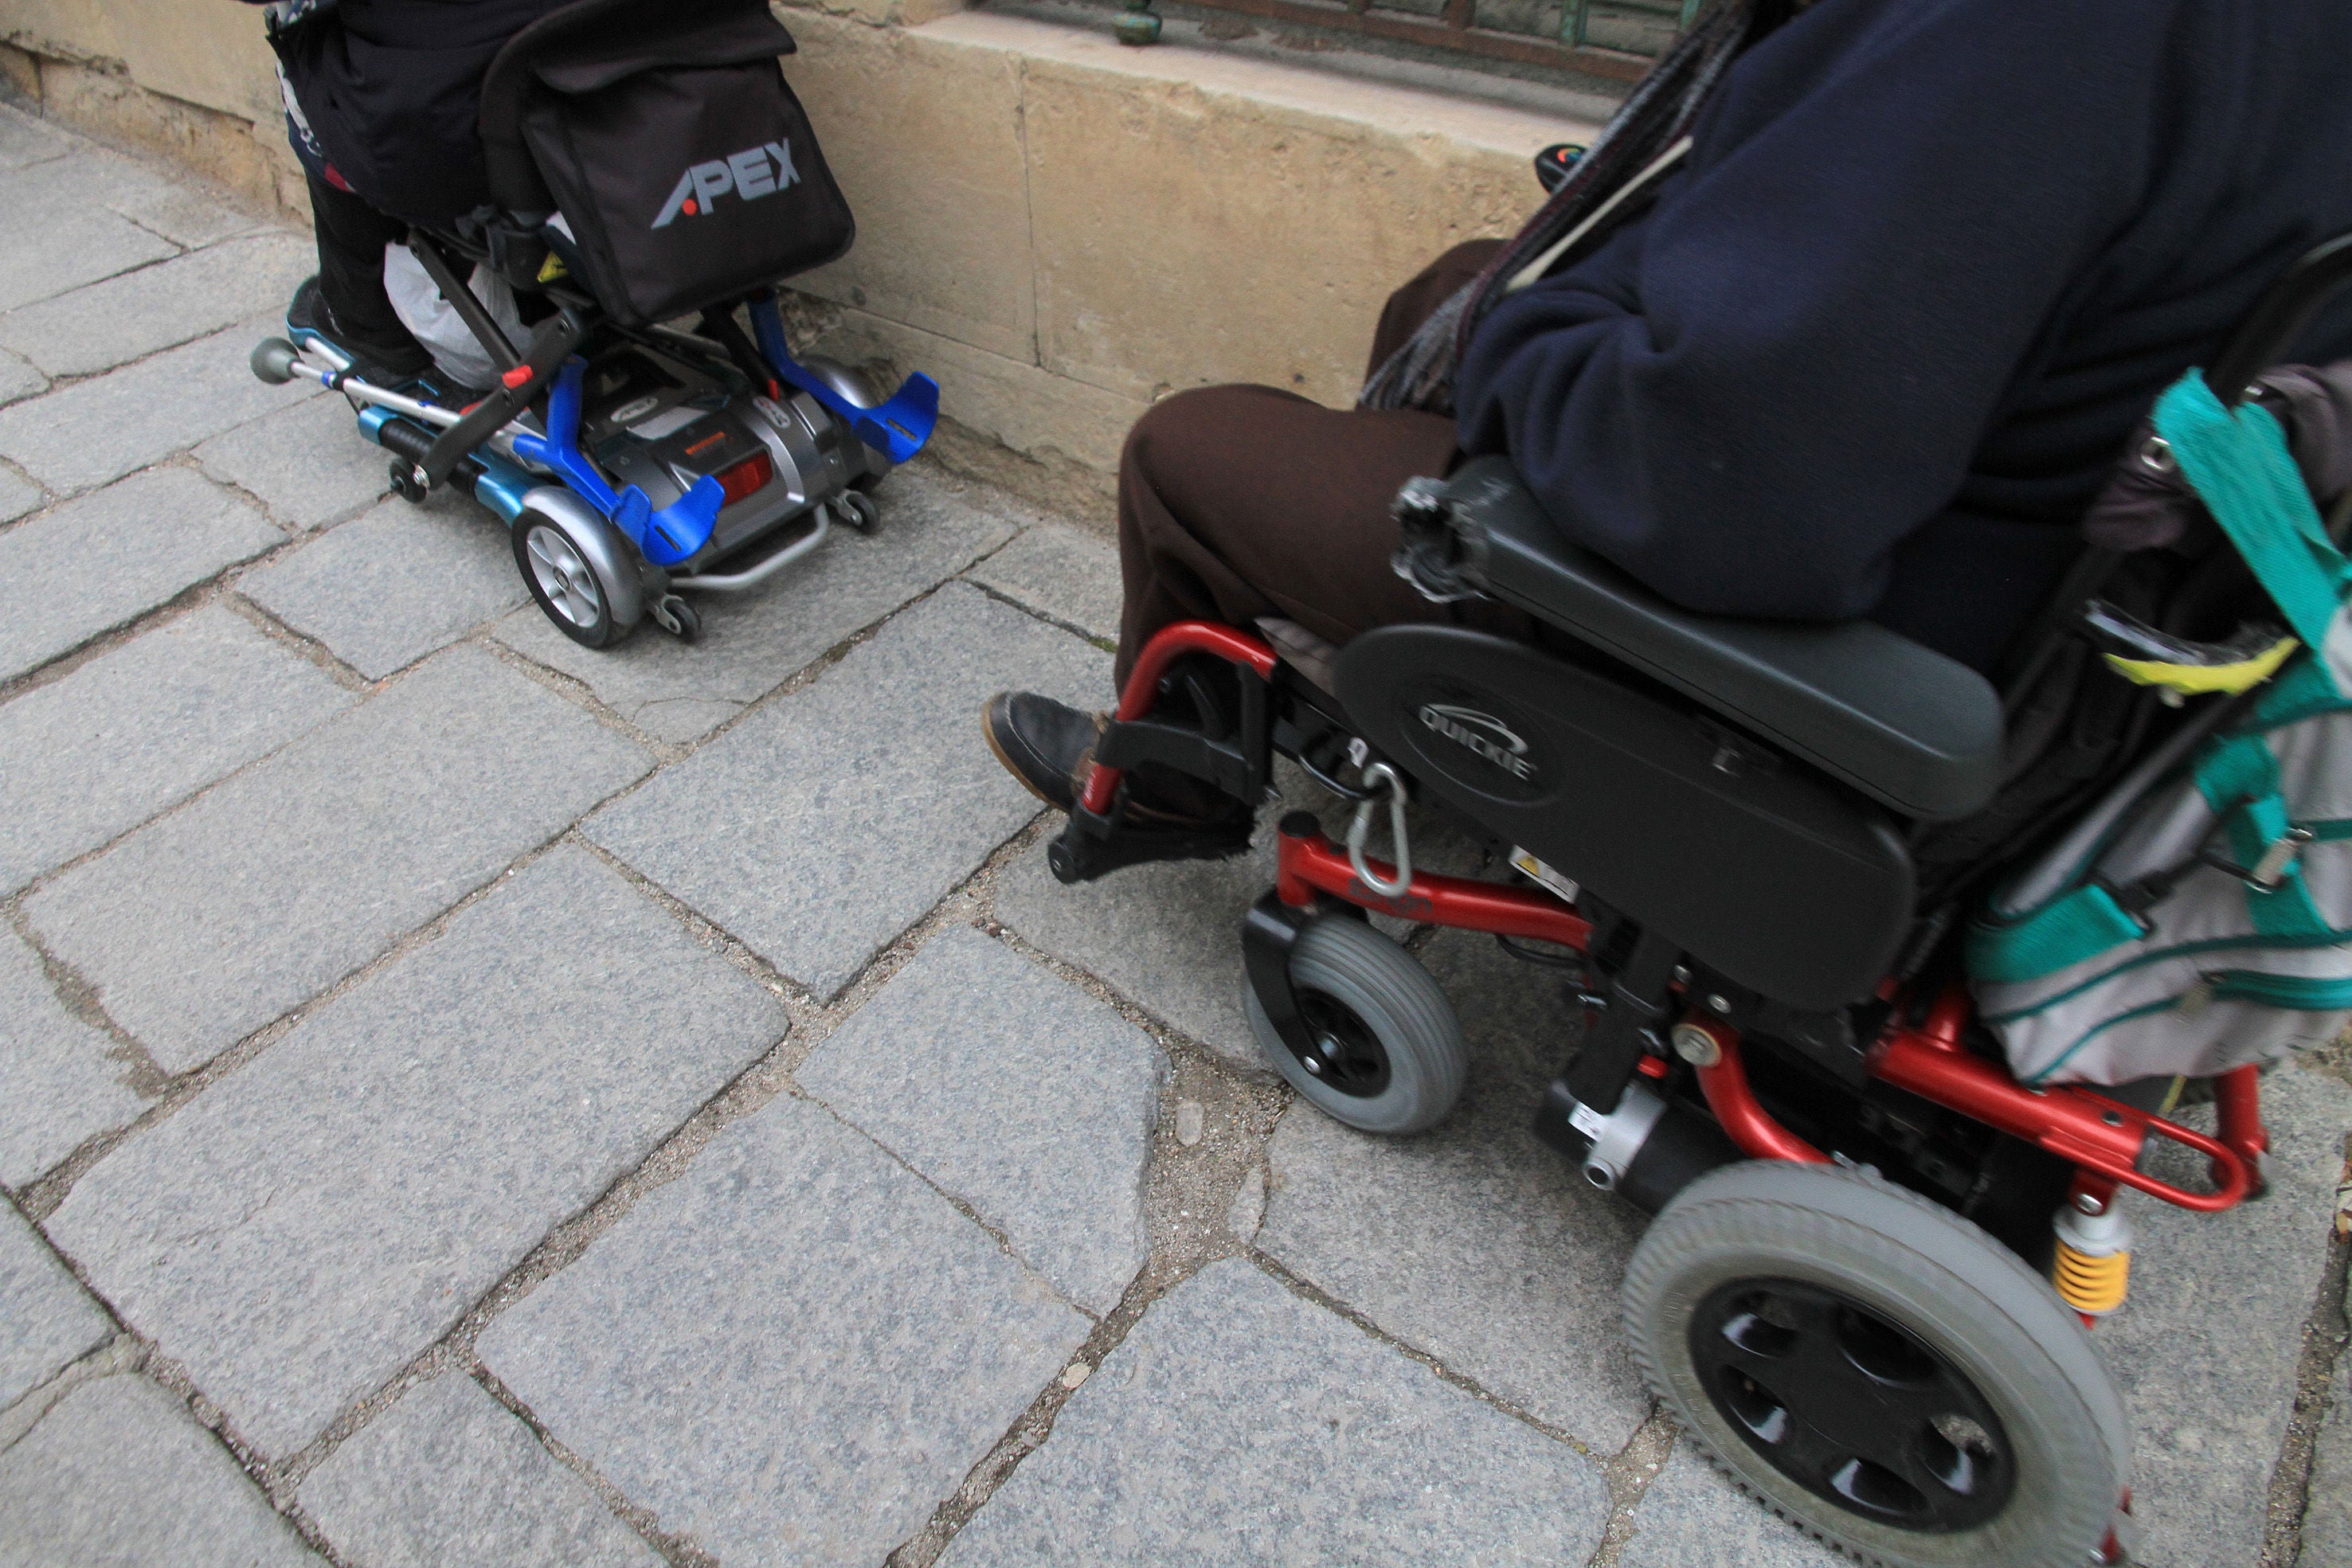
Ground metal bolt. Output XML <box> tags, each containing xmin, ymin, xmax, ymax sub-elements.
<box><xmin>2100</xmin><ymin>1109</ymin><xmax>2124</xmax><ymax>1127</ymax></box>
<box><xmin>1669</xmin><ymin>1023</ymin><xmax>1722</xmax><ymax>1067</ymax></box>
<box><xmin>1301</xmin><ymin>1055</ymin><xmax>1323</xmax><ymax>1075</ymax></box>
<box><xmin>1706</xmin><ymin>993</ymin><xmax>1732</xmax><ymax>1015</ymax></box>
<box><xmin>2073</xmin><ymin>1191</ymin><xmax>2106</xmax><ymax>1215</ymax></box>
<box><xmin>1672</xmin><ymin>964</ymin><xmax>1693</xmax><ymax>986</ymax></box>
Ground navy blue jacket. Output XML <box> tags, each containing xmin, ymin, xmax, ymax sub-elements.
<box><xmin>1455</xmin><ymin>0</ymin><xmax>2352</xmax><ymax>672</ymax></box>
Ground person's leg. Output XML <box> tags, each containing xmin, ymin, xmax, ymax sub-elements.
<box><xmin>290</xmin><ymin>169</ymin><xmax>432</xmax><ymax>380</ymax></box>
<box><xmin>1113</xmin><ymin>236</ymin><xmax>1521</xmax><ymax>685</ymax></box>
<box><xmin>985</xmin><ymin>239</ymin><xmax>1528</xmax><ymax>828</ymax></box>
<box><xmin>1113</xmin><ymin>383</ymin><xmax>1513</xmax><ymax>684</ymax></box>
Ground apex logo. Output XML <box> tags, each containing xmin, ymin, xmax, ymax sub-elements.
<box><xmin>1419</xmin><ymin>702</ymin><xmax>1536</xmax><ymax>780</ymax></box>
<box><xmin>652</xmin><ymin>141</ymin><xmax>800</xmax><ymax>228</ymax></box>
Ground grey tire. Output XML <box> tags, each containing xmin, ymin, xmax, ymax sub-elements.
<box><xmin>1245</xmin><ymin>914</ymin><xmax>1467</xmax><ymax>1135</ymax></box>
<box><xmin>1623</xmin><ymin>1159</ymin><xmax>2128</xmax><ymax>1568</ymax></box>
<box><xmin>514</xmin><ymin>500</ymin><xmax>639</xmax><ymax>649</ymax></box>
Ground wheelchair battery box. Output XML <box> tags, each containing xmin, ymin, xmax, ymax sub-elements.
<box><xmin>1335</xmin><ymin>625</ymin><xmax>1914</xmax><ymax>1011</ymax></box>
<box><xmin>509</xmin><ymin>2</ymin><xmax>855</xmax><ymax>325</ymax></box>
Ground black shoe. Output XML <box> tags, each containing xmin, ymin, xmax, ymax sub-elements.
<box><xmin>287</xmin><ymin>276</ymin><xmax>435</xmax><ymax>386</ymax></box>
<box><xmin>984</xmin><ymin>691</ymin><xmax>1103</xmax><ymax>813</ymax></box>
<box><xmin>984</xmin><ymin>688</ymin><xmax>1257</xmax><ymax>839</ymax></box>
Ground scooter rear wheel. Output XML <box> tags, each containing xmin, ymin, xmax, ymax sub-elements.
<box><xmin>515</xmin><ymin>505</ymin><xmax>636</xmax><ymax>649</ymax></box>
<box><xmin>1623</xmin><ymin>1160</ymin><xmax>2128</xmax><ymax>1568</ymax></box>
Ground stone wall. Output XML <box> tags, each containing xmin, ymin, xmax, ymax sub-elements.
<box><xmin>0</xmin><ymin>0</ymin><xmax>1584</xmax><ymax>509</ymax></box>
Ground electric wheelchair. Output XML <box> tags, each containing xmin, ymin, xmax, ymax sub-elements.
<box><xmin>1043</xmin><ymin>233</ymin><xmax>2352</xmax><ymax>1566</ymax></box>
<box><xmin>250</xmin><ymin>0</ymin><xmax>937</xmax><ymax>648</ymax></box>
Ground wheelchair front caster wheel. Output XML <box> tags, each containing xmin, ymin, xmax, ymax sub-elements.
<box><xmin>652</xmin><ymin>594</ymin><xmax>701</xmax><ymax>643</ymax></box>
<box><xmin>837</xmin><ymin>489</ymin><xmax>880</xmax><ymax>534</ymax></box>
<box><xmin>515</xmin><ymin>504</ymin><xmax>640</xmax><ymax>649</ymax></box>
<box><xmin>1624</xmin><ymin>1161</ymin><xmax>2130</xmax><ymax>1568</ymax></box>
<box><xmin>1245</xmin><ymin>914</ymin><xmax>1466</xmax><ymax>1135</ymax></box>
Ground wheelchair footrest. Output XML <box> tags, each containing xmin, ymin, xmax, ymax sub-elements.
<box><xmin>1093</xmin><ymin>718</ymin><xmax>1255</xmax><ymax>800</ymax></box>
<box><xmin>1045</xmin><ymin>805</ymin><xmax>1253</xmax><ymax>885</ymax></box>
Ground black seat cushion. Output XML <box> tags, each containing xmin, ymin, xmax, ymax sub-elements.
<box><xmin>1425</xmin><ymin>458</ymin><xmax>2004</xmax><ymax>821</ymax></box>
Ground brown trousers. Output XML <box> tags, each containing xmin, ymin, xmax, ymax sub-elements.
<box><xmin>1113</xmin><ymin>239</ymin><xmax>1535</xmax><ymax>686</ymax></box>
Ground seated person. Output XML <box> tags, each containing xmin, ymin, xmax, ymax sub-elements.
<box><xmin>984</xmin><ymin>0</ymin><xmax>2352</xmax><ymax>850</ymax></box>
<box><xmin>246</xmin><ymin>0</ymin><xmax>569</xmax><ymax>381</ymax></box>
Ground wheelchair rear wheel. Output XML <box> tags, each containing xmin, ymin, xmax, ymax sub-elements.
<box><xmin>1244</xmin><ymin>915</ymin><xmax>1467</xmax><ymax>1135</ymax></box>
<box><xmin>1623</xmin><ymin>1161</ymin><xmax>2127</xmax><ymax>1568</ymax></box>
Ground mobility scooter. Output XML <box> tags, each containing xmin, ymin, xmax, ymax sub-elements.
<box><xmin>252</xmin><ymin>0</ymin><xmax>937</xmax><ymax>648</ymax></box>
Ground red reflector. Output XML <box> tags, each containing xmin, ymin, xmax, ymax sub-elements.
<box><xmin>500</xmin><ymin>364</ymin><xmax>534</xmax><ymax>389</ymax></box>
<box><xmin>714</xmin><ymin>450</ymin><xmax>774</xmax><ymax>507</ymax></box>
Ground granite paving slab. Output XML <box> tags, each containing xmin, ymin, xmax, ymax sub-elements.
<box><xmin>992</xmin><ymin>831</ymin><xmax>1279</xmax><ymax>1068</ymax></box>
<box><xmin>0</xmin><ymin>154</ymin><xmax>178</xmax><ymax>313</ymax></box>
<box><xmin>0</xmin><ymin>1375</ymin><xmax>321</xmax><ymax>1567</ymax></box>
<box><xmin>24</xmin><ymin>645</ymin><xmax>652</xmax><ymax>1073</ymax></box>
<box><xmin>2101</xmin><ymin>1062</ymin><xmax>2352</xmax><ymax>1566</ymax></box>
<box><xmin>0</xmin><ymin>233</ymin><xmax>313</xmax><ymax>379</ymax></box>
<box><xmin>1256</xmin><ymin>927</ymin><xmax>1650</xmax><ymax>1450</ymax></box>
<box><xmin>799</xmin><ymin>925</ymin><xmax>1165</xmax><ymax>1313</ymax></box>
<box><xmin>494</xmin><ymin>466</ymin><xmax>1019</xmax><ymax>741</ymax></box>
<box><xmin>0</xmin><ymin>347</ymin><xmax>44</xmax><ymax>408</ymax></box>
<box><xmin>0</xmin><ymin>312</ymin><xmax>317</xmax><ymax>495</ymax></box>
<box><xmin>36</xmin><ymin>144</ymin><xmax>264</xmax><ymax>249</ymax></box>
<box><xmin>240</xmin><ymin>495</ymin><xmax>524</xmax><ymax>678</ymax></box>
<box><xmin>0</xmin><ymin>604</ymin><xmax>355</xmax><ymax>893</ymax></box>
<box><xmin>479</xmin><ymin>1093</ymin><xmax>1090</xmax><ymax>1568</ymax></box>
<box><xmin>964</xmin><ymin>520</ymin><xmax>1122</xmax><ymax>643</ymax></box>
<box><xmin>45</xmin><ymin>845</ymin><xmax>785</xmax><ymax>1458</ymax></box>
<box><xmin>0</xmin><ymin>104</ymin><xmax>73</xmax><ymax>173</ymax></box>
<box><xmin>940</xmin><ymin>1257</ymin><xmax>1610</xmax><ymax>1567</ymax></box>
<box><xmin>1616</xmin><ymin>1442</ymin><xmax>1844</xmax><ymax>1568</ymax></box>
<box><xmin>0</xmin><ymin>1203</ymin><xmax>111</xmax><ymax>1411</ymax></box>
<box><xmin>0</xmin><ymin>466</ymin><xmax>37</xmax><ymax>522</ymax></box>
<box><xmin>587</xmin><ymin>582</ymin><xmax>1106</xmax><ymax>996</ymax></box>
<box><xmin>2305</xmin><ymin>1371</ymin><xmax>2352</xmax><ymax>1568</ymax></box>
<box><xmin>194</xmin><ymin>393</ymin><xmax>392</xmax><ymax>533</ymax></box>
<box><xmin>298</xmin><ymin>1373</ymin><xmax>663</xmax><ymax>1568</ymax></box>
<box><xmin>992</xmin><ymin>765</ymin><xmax>1488</xmax><ymax>1064</ymax></box>
<box><xmin>0</xmin><ymin>928</ymin><xmax>145</xmax><ymax>1190</ymax></box>
<box><xmin>0</xmin><ymin>466</ymin><xmax>284</xmax><ymax>683</ymax></box>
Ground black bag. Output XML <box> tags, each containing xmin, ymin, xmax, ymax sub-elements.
<box><xmin>480</xmin><ymin>0</ymin><xmax>855</xmax><ymax>326</ymax></box>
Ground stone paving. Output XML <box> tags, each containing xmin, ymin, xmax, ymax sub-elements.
<box><xmin>1</xmin><ymin>103</ymin><xmax>2350</xmax><ymax>1568</ymax></box>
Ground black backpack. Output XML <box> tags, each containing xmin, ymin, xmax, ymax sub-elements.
<box><xmin>479</xmin><ymin>0</ymin><xmax>855</xmax><ymax>326</ymax></box>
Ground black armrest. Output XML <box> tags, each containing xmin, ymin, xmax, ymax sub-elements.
<box><xmin>1414</xmin><ymin>459</ymin><xmax>2003</xmax><ymax>821</ymax></box>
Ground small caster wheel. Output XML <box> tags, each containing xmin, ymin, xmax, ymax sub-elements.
<box><xmin>836</xmin><ymin>488</ymin><xmax>880</xmax><ymax>534</ymax></box>
<box><xmin>515</xmin><ymin>502</ymin><xmax>640</xmax><ymax>648</ymax></box>
<box><xmin>1244</xmin><ymin>913</ymin><xmax>1466</xmax><ymax>1135</ymax></box>
<box><xmin>1624</xmin><ymin>1161</ymin><xmax>2131</xmax><ymax>1568</ymax></box>
<box><xmin>652</xmin><ymin>594</ymin><xmax>701</xmax><ymax>643</ymax></box>
<box><xmin>389</xmin><ymin>459</ymin><xmax>429</xmax><ymax>505</ymax></box>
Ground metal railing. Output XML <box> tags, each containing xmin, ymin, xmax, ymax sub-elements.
<box><xmin>1116</xmin><ymin>0</ymin><xmax>1694</xmax><ymax>79</ymax></box>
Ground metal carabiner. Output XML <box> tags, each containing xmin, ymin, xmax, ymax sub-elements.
<box><xmin>1346</xmin><ymin>761</ymin><xmax>1413</xmax><ymax>898</ymax></box>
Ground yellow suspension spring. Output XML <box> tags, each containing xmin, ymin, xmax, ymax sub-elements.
<box><xmin>2052</xmin><ymin>1235</ymin><xmax>2131</xmax><ymax>1316</ymax></box>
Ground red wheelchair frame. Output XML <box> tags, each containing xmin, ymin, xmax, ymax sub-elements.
<box><xmin>1089</xmin><ymin>619</ymin><xmax>2269</xmax><ymax>1256</ymax></box>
